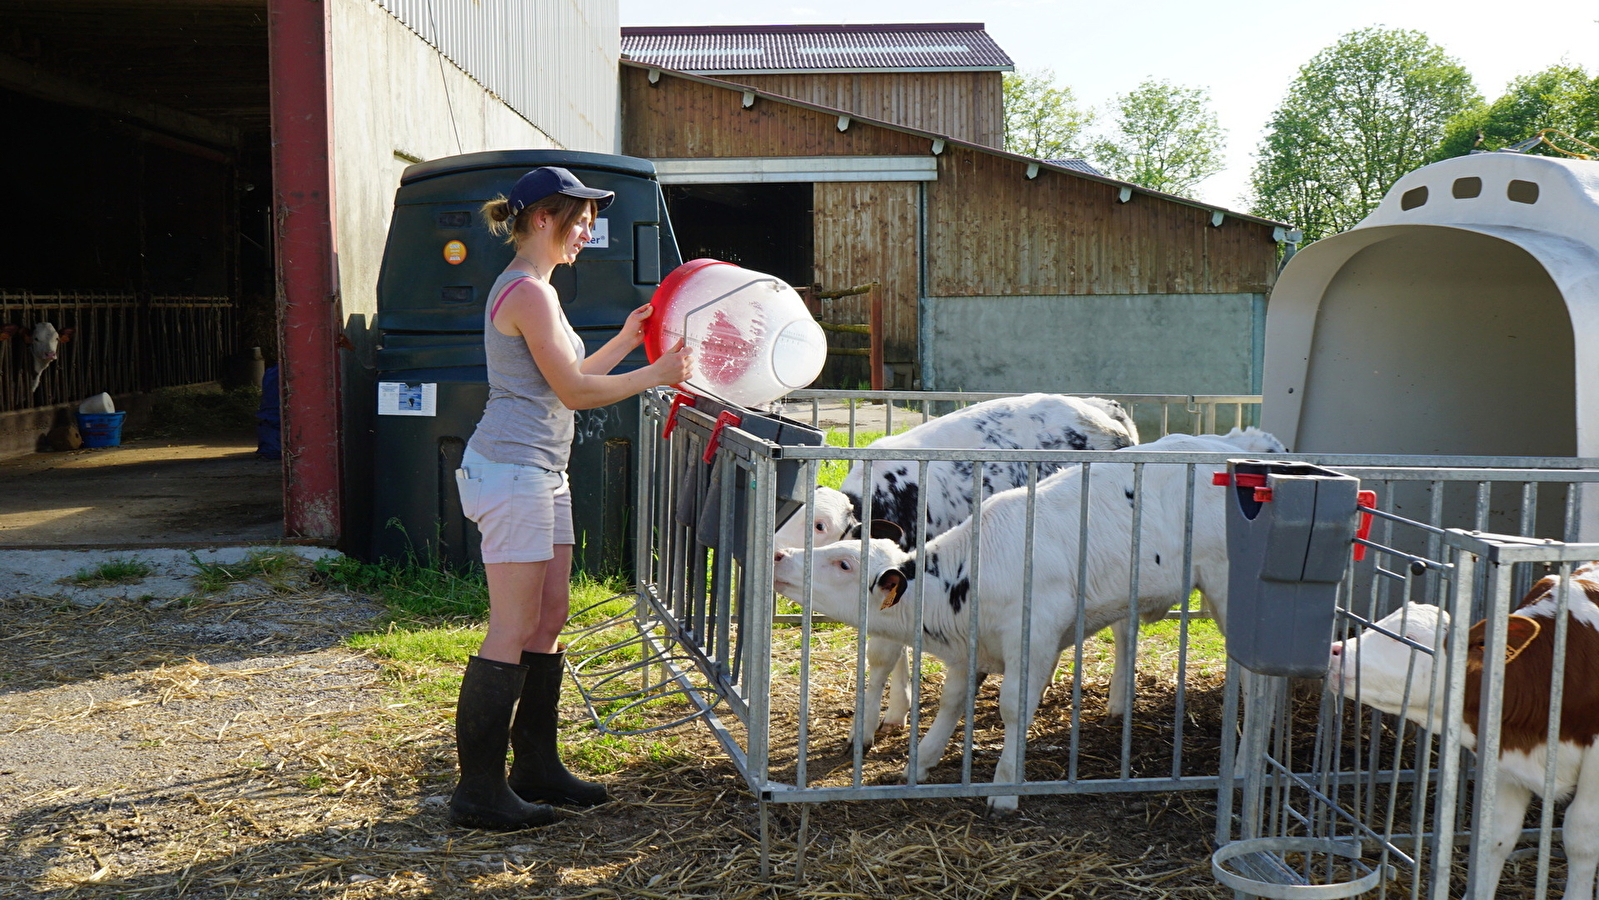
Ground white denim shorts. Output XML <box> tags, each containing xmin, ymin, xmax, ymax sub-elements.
<box><xmin>456</xmin><ymin>447</ymin><xmax>573</xmax><ymax>564</ymax></box>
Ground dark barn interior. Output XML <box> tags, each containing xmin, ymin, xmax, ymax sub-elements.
<box><xmin>0</xmin><ymin>0</ymin><xmax>282</xmax><ymax>546</ymax></box>
<box><xmin>663</xmin><ymin>182</ymin><xmax>814</xmax><ymax>291</ymax></box>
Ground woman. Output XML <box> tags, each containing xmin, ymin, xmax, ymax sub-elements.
<box><xmin>450</xmin><ymin>166</ymin><xmax>691</xmax><ymax>830</ymax></box>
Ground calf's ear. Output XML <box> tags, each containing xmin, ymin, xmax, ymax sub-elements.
<box><xmin>876</xmin><ymin>569</ymin><xmax>908</xmax><ymax>610</ymax></box>
<box><xmin>1504</xmin><ymin>615</ymin><xmax>1542</xmax><ymax>664</ymax></box>
<box><xmin>868</xmin><ymin>519</ymin><xmax>904</xmax><ymax>543</ymax></box>
<box><xmin>57</xmin><ymin>328</ymin><xmax>75</xmax><ymax>343</ymax></box>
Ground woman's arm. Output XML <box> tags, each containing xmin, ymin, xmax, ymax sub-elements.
<box><xmin>499</xmin><ymin>281</ymin><xmax>689</xmax><ymax>410</ymax></box>
<box><xmin>579</xmin><ymin>303</ymin><xmax>653</xmax><ymax>376</ymax></box>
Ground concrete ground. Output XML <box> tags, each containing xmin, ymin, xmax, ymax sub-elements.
<box><xmin>0</xmin><ymin>435</ymin><xmax>282</xmax><ymax>548</ymax></box>
<box><xmin>770</xmin><ymin>396</ymin><xmax>929</xmax><ymax>435</ymax></box>
<box><xmin>0</xmin><ymin>433</ymin><xmax>297</xmax><ymax>596</ymax></box>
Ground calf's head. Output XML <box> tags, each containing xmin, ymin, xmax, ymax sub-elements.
<box><xmin>26</xmin><ymin>322</ymin><xmax>74</xmax><ymax>362</ymax></box>
<box><xmin>1328</xmin><ymin>603</ymin><xmax>1449</xmax><ymax>722</ymax></box>
<box><xmin>775</xmin><ymin>486</ymin><xmax>857</xmax><ymax>549</ymax></box>
<box><xmin>1329</xmin><ymin>595</ymin><xmax>1554</xmax><ymax>730</ymax></box>
<box><xmin>772</xmin><ymin>536</ymin><xmax>913</xmax><ymax>625</ymax></box>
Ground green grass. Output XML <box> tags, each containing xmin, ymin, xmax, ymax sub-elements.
<box><xmin>191</xmin><ymin>549</ymin><xmax>300</xmax><ymax>593</ymax></box>
<box><xmin>325</xmin><ymin>550</ymin><xmax>641</xmax><ymax>712</ymax></box>
<box><xmin>315</xmin><ymin>553</ymin><xmax>490</xmax><ymax>621</ymax></box>
<box><xmin>328</xmin><ymin>555</ymin><xmax>670</xmax><ymax>784</ymax></box>
<box><xmin>568</xmin><ymin>574</ymin><xmax>636</xmax><ymax>626</ymax></box>
<box><xmin>1058</xmin><ymin>598</ymin><xmax>1229</xmax><ymax>677</ymax></box>
<box><xmin>68</xmin><ymin>557</ymin><xmax>154</xmax><ymax>586</ymax></box>
<box><xmin>815</xmin><ymin>416</ymin><xmax>930</xmax><ymax>489</ymax></box>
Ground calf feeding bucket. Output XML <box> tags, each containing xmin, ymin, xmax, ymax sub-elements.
<box><xmin>1220</xmin><ymin>459</ymin><xmax>1364</xmax><ymax>677</ymax></box>
<box><xmin>645</xmin><ymin>258</ymin><xmax>828</xmax><ymax>409</ymax></box>
<box><xmin>76</xmin><ymin>411</ymin><xmax>126</xmax><ymax>448</ymax></box>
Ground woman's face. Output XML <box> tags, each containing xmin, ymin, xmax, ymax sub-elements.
<box><xmin>548</xmin><ymin>206</ymin><xmax>594</xmax><ymax>264</ymax></box>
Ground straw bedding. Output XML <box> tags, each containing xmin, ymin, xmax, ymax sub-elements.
<box><xmin>0</xmin><ymin>572</ymin><xmax>1446</xmax><ymax>900</ymax></box>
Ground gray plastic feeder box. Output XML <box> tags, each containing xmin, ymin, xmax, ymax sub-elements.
<box><xmin>666</xmin><ymin>391</ymin><xmax>823</xmax><ymax>561</ymax></box>
<box><xmin>1220</xmin><ymin>460</ymin><xmax>1367</xmax><ymax>677</ymax></box>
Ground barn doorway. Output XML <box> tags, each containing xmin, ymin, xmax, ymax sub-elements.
<box><xmin>663</xmin><ymin>183</ymin><xmax>814</xmax><ymax>290</ymax></box>
<box><xmin>0</xmin><ymin>3</ymin><xmax>281</xmax><ymax>547</ymax></box>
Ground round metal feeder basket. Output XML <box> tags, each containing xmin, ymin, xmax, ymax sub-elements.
<box><xmin>1212</xmin><ymin>837</ymin><xmax>1387</xmax><ymax>899</ymax></box>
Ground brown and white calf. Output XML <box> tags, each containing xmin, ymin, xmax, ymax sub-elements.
<box><xmin>5</xmin><ymin>321</ymin><xmax>75</xmax><ymax>392</ymax></box>
<box><xmin>1328</xmin><ymin>565</ymin><xmax>1599</xmax><ymax>899</ymax></box>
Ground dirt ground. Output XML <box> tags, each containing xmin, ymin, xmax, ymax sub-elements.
<box><xmin>0</xmin><ymin>554</ymin><xmax>1246</xmax><ymax>900</ymax></box>
<box><xmin>0</xmin><ymin>435</ymin><xmax>281</xmax><ymax>547</ymax></box>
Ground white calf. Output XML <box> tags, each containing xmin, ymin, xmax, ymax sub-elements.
<box><xmin>21</xmin><ymin>322</ymin><xmax>72</xmax><ymax>392</ymax></box>
<box><xmin>775</xmin><ymin>394</ymin><xmax>1142</xmax><ymax>742</ymax></box>
<box><xmin>773</xmin><ymin>431</ymin><xmax>1261</xmax><ymax>811</ymax></box>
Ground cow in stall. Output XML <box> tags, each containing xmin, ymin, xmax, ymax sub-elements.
<box><xmin>3</xmin><ymin>322</ymin><xmax>75</xmax><ymax>392</ymax></box>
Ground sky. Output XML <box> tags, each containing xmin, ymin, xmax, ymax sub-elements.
<box><xmin>618</xmin><ymin>0</ymin><xmax>1597</xmax><ymax>211</ymax></box>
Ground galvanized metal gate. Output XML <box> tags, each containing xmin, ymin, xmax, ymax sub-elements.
<box><xmin>1215</xmin><ymin>507</ymin><xmax>1599</xmax><ymax>900</ymax></box>
<box><xmin>565</xmin><ymin>387</ymin><xmax>1599</xmax><ymax>883</ymax></box>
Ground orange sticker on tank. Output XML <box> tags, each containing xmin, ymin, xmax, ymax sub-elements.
<box><xmin>443</xmin><ymin>240</ymin><xmax>467</xmax><ymax>265</ymax></box>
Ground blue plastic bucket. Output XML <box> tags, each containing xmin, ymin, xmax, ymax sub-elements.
<box><xmin>76</xmin><ymin>411</ymin><xmax>126</xmax><ymax>448</ymax></box>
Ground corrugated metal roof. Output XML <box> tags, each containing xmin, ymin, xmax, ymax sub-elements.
<box><xmin>620</xmin><ymin>23</ymin><xmax>1013</xmax><ymax>73</ymax></box>
<box><xmin>1044</xmin><ymin>159</ymin><xmax>1105</xmax><ymax>177</ymax></box>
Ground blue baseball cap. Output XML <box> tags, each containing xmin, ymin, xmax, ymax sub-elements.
<box><xmin>506</xmin><ymin>166</ymin><xmax>615</xmax><ymax>217</ymax></box>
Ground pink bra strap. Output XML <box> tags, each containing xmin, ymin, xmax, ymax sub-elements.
<box><xmin>489</xmin><ymin>274</ymin><xmax>534</xmax><ymax>322</ymax></box>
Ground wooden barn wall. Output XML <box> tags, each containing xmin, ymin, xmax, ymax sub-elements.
<box><xmin>716</xmin><ymin>71</ymin><xmax>1003</xmax><ymax>149</ymax></box>
<box><xmin>813</xmin><ymin>181</ymin><xmax>920</xmax><ymax>364</ymax></box>
<box><xmin>621</xmin><ymin>70</ymin><xmax>1285</xmax><ymax>392</ymax></box>
<box><xmin>621</xmin><ymin>66</ymin><xmax>928</xmax><ymax>158</ymax></box>
<box><xmin>926</xmin><ymin>147</ymin><xmax>1278</xmax><ymax>297</ymax></box>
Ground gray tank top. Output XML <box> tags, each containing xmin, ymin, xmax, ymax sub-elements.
<box><xmin>467</xmin><ymin>269</ymin><xmax>586</xmax><ymax>471</ymax></box>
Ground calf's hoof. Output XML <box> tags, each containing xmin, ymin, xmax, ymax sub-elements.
<box><xmin>985</xmin><ymin>796</ymin><xmax>1020</xmax><ymax>815</ymax></box>
<box><xmin>873</xmin><ymin>722</ymin><xmax>906</xmax><ymax>744</ymax></box>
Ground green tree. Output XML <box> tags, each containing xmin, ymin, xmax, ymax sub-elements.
<box><xmin>1088</xmin><ymin>79</ymin><xmax>1225</xmax><ymax>195</ymax></box>
<box><xmin>1434</xmin><ymin>64</ymin><xmax>1599</xmax><ymax>159</ymax></box>
<box><xmin>1250</xmin><ymin>27</ymin><xmax>1480</xmax><ymax>241</ymax></box>
<box><xmin>1002</xmin><ymin>69</ymin><xmax>1093</xmax><ymax>160</ymax></box>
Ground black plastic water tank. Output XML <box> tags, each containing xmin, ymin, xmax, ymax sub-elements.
<box><xmin>358</xmin><ymin>150</ymin><xmax>681</xmax><ymax>575</ymax></box>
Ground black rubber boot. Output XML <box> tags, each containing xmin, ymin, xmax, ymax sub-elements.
<box><xmin>448</xmin><ymin>656</ymin><xmax>558</xmax><ymax>830</ymax></box>
<box><xmin>508</xmin><ymin>650</ymin><xmax>610</xmax><ymax>807</ymax></box>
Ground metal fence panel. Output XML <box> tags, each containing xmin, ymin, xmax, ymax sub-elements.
<box><xmin>1216</xmin><ymin>508</ymin><xmax>1599</xmax><ymax>899</ymax></box>
<box><xmin>1</xmin><ymin>292</ymin><xmax>234</xmax><ymax>412</ymax></box>
<box><xmin>565</xmin><ymin>387</ymin><xmax>1599</xmax><ymax>880</ymax></box>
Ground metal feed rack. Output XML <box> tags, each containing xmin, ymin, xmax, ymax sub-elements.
<box><xmin>562</xmin><ymin>387</ymin><xmax>1599</xmax><ymax>879</ymax></box>
<box><xmin>1215</xmin><ymin>501</ymin><xmax>1599</xmax><ymax>899</ymax></box>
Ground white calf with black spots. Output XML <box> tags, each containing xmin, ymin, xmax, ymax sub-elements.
<box><xmin>772</xmin><ymin>430</ymin><xmax>1281</xmax><ymax>812</ymax></box>
<box><xmin>775</xmin><ymin>394</ymin><xmax>1141</xmax><ymax>742</ymax></box>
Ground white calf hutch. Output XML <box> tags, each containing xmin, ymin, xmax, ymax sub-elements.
<box><xmin>1263</xmin><ymin>152</ymin><xmax>1599</xmax><ymax>543</ymax></box>
<box><xmin>562</xmin><ymin>153</ymin><xmax>1599</xmax><ymax>895</ymax></box>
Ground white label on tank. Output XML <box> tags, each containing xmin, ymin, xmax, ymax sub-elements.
<box><xmin>378</xmin><ymin>382</ymin><xmax>437</xmax><ymax>417</ymax></box>
<box><xmin>585</xmin><ymin>218</ymin><xmax>609</xmax><ymax>249</ymax></box>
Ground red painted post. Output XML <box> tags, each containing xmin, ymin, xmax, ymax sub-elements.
<box><xmin>267</xmin><ymin>0</ymin><xmax>343</xmax><ymax>542</ymax></box>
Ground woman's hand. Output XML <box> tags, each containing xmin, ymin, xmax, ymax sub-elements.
<box><xmin>621</xmin><ymin>303</ymin><xmax>654</xmax><ymax>349</ymax></box>
<box><xmin>649</xmin><ymin>336</ymin><xmax>693</xmax><ymax>386</ymax></box>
